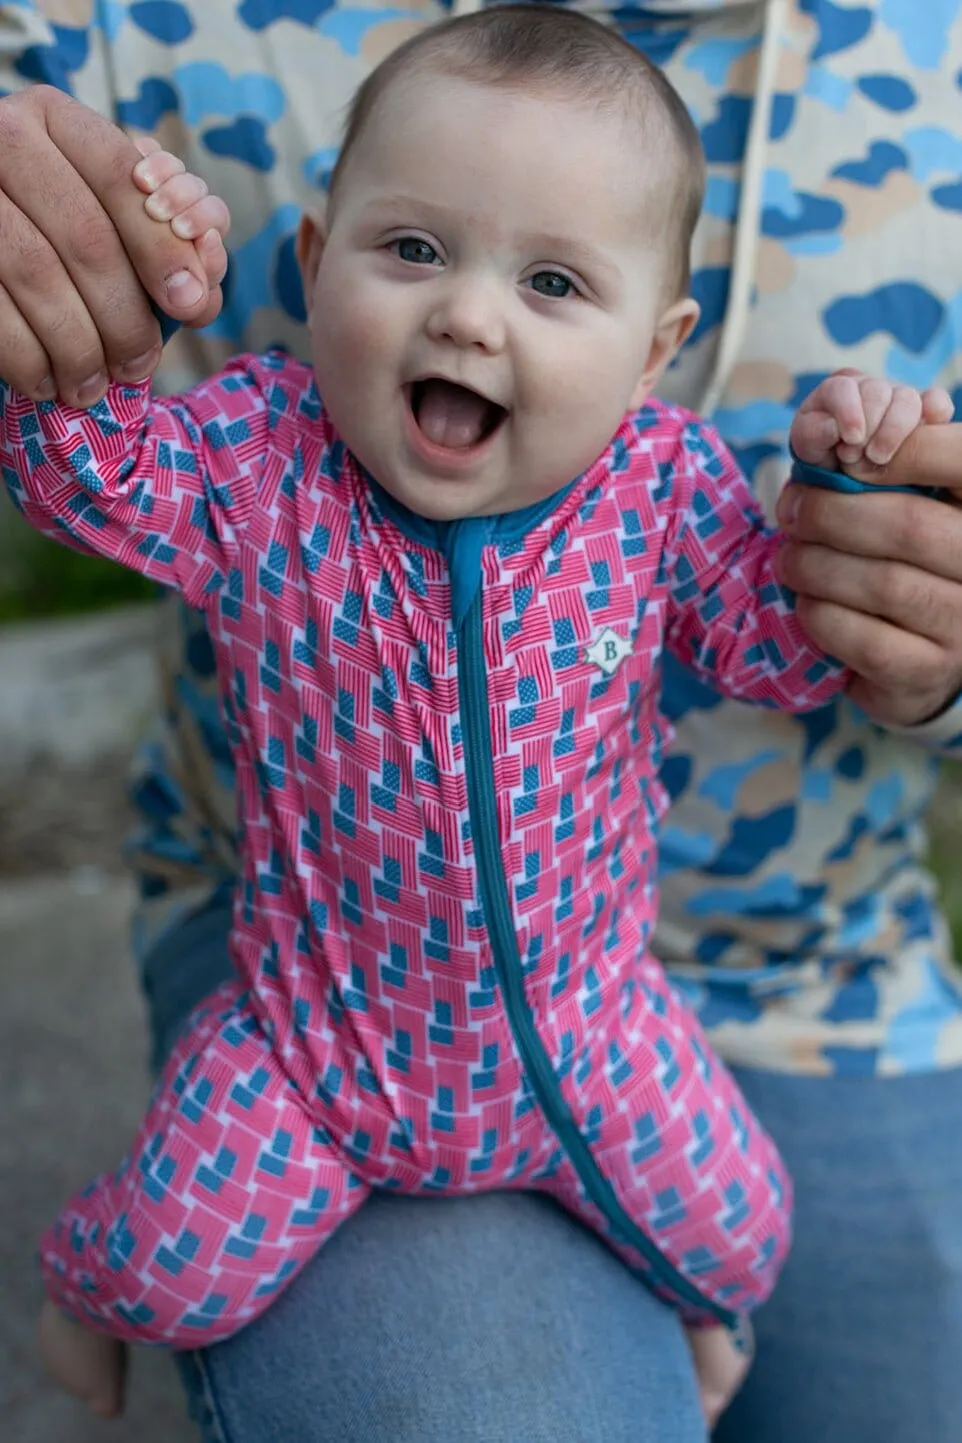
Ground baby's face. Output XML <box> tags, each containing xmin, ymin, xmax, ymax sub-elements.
<box><xmin>300</xmin><ymin>73</ymin><xmax>695</xmax><ymax>520</ymax></box>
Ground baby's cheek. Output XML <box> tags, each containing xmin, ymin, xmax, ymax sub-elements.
<box><xmin>317</xmin><ymin>286</ymin><xmax>395</xmax><ymax>377</ymax></box>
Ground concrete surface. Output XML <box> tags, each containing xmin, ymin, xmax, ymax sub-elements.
<box><xmin>0</xmin><ymin>607</ymin><xmax>192</xmax><ymax>1442</ymax></box>
<box><xmin>0</xmin><ymin>604</ymin><xmax>159</xmax><ymax>776</ymax></box>
<box><xmin>1</xmin><ymin>876</ymin><xmax>194</xmax><ymax>1443</ymax></box>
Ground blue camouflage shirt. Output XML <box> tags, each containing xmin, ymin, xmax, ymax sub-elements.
<box><xmin>3</xmin><ymin>0</ymin><xmax>961</xmax><ymax>1075</ymax></box>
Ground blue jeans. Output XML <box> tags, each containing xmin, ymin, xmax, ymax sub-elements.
<box><xmin>143</xmin><ymin>897</ymin><xmax>962</xmax><ymax>1442</ymax></box>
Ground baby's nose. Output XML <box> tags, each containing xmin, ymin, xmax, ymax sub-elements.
<box><xmin>427</xmin><ymin>278</ymin><xmax>507</xmax><ymax>353</ymax></box>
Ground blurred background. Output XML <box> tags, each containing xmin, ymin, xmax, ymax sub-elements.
<box><xmin>2</xmin><ymin>497</ymin><xmax>960</xmax><ymax>1440</ymax></box>
<box><xmin>1</xmin><ymin>496</ymin><xmax>194</xmax><ymax>1441</ymax></box>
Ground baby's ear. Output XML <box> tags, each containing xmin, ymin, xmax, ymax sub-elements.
<box><xmin>629</xmin><ymin>298</ymin><xmax>701</xmax><ymax>410</ymax></box>
<box><xmin>295</xmin><ymin>209</ymin><xmax>328</xmax><ymax>309</ymax></box>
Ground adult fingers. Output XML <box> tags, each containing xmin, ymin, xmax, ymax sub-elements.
<box><xmin>38</xmin><ymin>91</ymin><xmax>220</xmax><ymax>326</ymax></box>
<box><xmin>793</xmin><ymin>594</ymin><xmax>955</xmax><ymax>726</ymax></box>
<box><xmin>0</xmin><ymin>88</ymin><xmax>218</xmax><ymax>400</ymax></box>
<box><xmin>861</xmin><ymin>420</ymin><xmax>962</xmax><ymax>491</ymax></box>
<box><xmin>0</xmin><ymin>278</ymin><xmax>55</xmax><ymax>400</ymax></box>
<box><xmin>777</xmin><ymin>540</ymin><xmax>961</xmax><ymax>648</ymax></box>
<box><xmin>776</xmin><ymin>477</ymin><xmax>962</xmax><ymax>584</ymax></box>
<box><xmin>0</xmin><ymin>191</ymin><xmax>115</xmax><ymax>404</ymax></box>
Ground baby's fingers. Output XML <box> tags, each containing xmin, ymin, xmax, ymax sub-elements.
<box><xmin>921</xmin><ymin>384</ymin><xmax>955</xmax><ymax>425</ymax></box>
<box><xmin>864</xmin><ymin>383</ymin><xmax>923</xmax><ymax>466</ymax></box>
<box><xmin>168</xmin><ymin>192</ymin><xmax>231</xmax><ymax>244</ymax></box>
<box><xmin>790</xmin><ymin>407</ymin><xmax>841</xmax><ymax>469</ymax></box>
<box><xmin>143</xmin><ymin>169</ymin><xmax>210</xmax><ymax>224</ymax></box>
<box><xmin>132</xmin><ymin>146</ymin><xmax>185</xmax><ymax>195</ymax></box>
<box><xmin>196</xmin><ymin>226</ymin><xmax>229</xmax><ymax>287</ymax></box>
<box><xmin>809</xmin><ymin>372</ymin><xmax>867</xmax><ymax>447</ymax></box>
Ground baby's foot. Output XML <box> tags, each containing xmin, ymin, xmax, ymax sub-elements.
<box><xmin>686</xmin><ymin>1320</ymin><xmax>753</xmax><ymax>1430</ymax></box>
<box><xmin>38</xmin><ymin>1299</ymin><xmax>127</xmax><ymax>1418</ymax></box>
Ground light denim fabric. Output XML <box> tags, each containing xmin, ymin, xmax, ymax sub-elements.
<box><xmin>146</xmin><ymin>897</ymin><xmax>962</xmax><ymax>1443</ymax></box>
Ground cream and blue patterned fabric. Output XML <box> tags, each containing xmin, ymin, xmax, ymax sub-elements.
<box><xmin>2</xmin><ymin>0</ymin><xmax>961</xmax><ymax>1077</ymax></box>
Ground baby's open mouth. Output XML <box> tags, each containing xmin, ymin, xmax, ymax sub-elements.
<box><xmin>408</xmin><ymin>378</ymin><xmax>507</xmax><ymax>451</ymax></box>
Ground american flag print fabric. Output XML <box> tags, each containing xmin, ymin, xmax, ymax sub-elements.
<box><xmin>2</xmin><ymin>352</ymin><xmax>848</xmax><ymax>1342</ymax></box>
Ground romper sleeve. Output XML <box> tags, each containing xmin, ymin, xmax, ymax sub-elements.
<box><xmin>1</xmin><ymin>356</ymin><xmax>274</xmax><ymax>612</ymax></box>
<box><xmin>662</xmin><ymin>416</ymin><xmax>851</xmax><ymax>711</ymax></box>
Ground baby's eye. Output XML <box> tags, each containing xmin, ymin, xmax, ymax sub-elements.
<box><xmin>528</xmin><ymin>270</ymin><xmax>576</xmax><ymax>299</ymax></box>
<box><xmin>392</xmin><ymin>236</ymin><xmax>440</xmax><ymax>266</ymax></box>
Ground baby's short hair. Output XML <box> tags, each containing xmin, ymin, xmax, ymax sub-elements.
<box><xmin>326</xmin><ymin>5</ymin><xmax>705</xmax><ymax>300</ymax></box>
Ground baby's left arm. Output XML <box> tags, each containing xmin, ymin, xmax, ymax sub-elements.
<box><xmin>664</xmin><ymin>371</ymin><xmax>947</xmax><ymax>717</ymax></box>
<box><xmin>661</xmin><ymin>415</ymin><xmax>850</xmax><ymax>714</ymax></box>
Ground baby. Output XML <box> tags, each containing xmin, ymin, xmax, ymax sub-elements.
<box><xmin>4</xmin><ymin>5</ymin><xmax>948</xmax><ymax>1432</ymax></box>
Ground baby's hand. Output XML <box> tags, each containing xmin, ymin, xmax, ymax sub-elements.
<box><xmin>131</xmin><ymin>137</ymin><xmax>231</xmax><ymax>296</ymax></box>
<box><xmin>38</xmin><ymin>1298</ymin><xmax>127</xmax><ymax>1418</ymax></box>
<box><xmin>790</xmin><ymin>368</ymin><xmax>953</xmax><ymax>479</ymax></box>
<box><xmin>686</xmin><ymin>1321</ymin><xmax>753</xmax><ymax>1430</ymax></box>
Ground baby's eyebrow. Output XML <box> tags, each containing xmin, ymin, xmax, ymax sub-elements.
<box><xmin>519</xmin><ymin>231</ymin><xmax>621</xmax><ymax>286</ymax></box>
<box><xmin>358</xmin><ymin>194</ymin><xmax>451</xmax><ymax>223</ymax></box>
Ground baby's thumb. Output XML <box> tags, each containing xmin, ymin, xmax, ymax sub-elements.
<box><xmin>790</xmin><ymin>408</ymin><xmax>840</xmax><ymax>469</ymax></box>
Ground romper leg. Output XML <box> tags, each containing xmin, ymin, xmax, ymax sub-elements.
<box><xmin>40</xmin><ymin>978</ymin><xmax>368</xmax><ymax>1346</ymax></box>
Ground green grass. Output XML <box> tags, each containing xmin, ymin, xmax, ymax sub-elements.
<box><xmin>0</xmin><ymin>526</ymin><xmax>153</xmax><ymax>623</ymax></box>
<box><xmin>929</xmin><ymin>761</ymin><xmax>962</xmax><ymax>960</ymax></box>
<box><xmin>932</xmin><ymin>849</ymin><xmax>962</xmax><ymax>960</ymax></box>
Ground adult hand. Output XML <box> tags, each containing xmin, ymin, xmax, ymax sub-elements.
<box><xmin>0</xmin><ymin>86</ymin><xmax>225</xmax><ymax>408</ymax></box>
<box><xmin>776</xmin><ymin>413</ymin><xmax>962</xmax><ymax>728</ymax></box>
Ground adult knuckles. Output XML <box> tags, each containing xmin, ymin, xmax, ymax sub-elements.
<box><xmin>60</xmin><ymin>208</ymin><xmax>125</xmax><ymax>272</ymax></box>
<box><xmin>791</xmin><ymin>486</ymin><xmax>851</xmax><ymax>542</ymax></box>
<box><xmin>1</xmin><ymin>210</ymin><xmax>59</xmax><ymax>292</ymax></box>
<box><xmin>886</xmin><ymin>490</ymin><xmax>962</xmax><ymax>578</ymax></box>
<box><xmin>854</xmin><ymin>626</ymin><xmax>944</xmax><ymax>692</ymax></box>
<box><xmin>799</xmin><ymin>597</ymin><xmax>924</xmax><ymax>689</ymax></box>
<box><xmin>0</xmin><ymin>85</ymin><xmax>68</xmax><ymax>155</ymax></box>
<box><xmin>0</xmin><ymin>83</ymin><xmax>46</xmax><ymax>128</ymax></box>
<box><xmin>853</xmin><ymin>631</ymin><xmax>917</xmax><ymax>687</ymax></box>
<box><xmin>875</xmin><ymin>562</ymin><xmax>938</xmax><ymax>627</ymax></box>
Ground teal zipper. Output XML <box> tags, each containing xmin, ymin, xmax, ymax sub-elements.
<box><xmin>458</xmin><ymin>588</ymin><xmax>737</xmax><ymax>1328</ymax></box>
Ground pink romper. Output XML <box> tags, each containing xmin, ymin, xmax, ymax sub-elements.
<box><xmin>1</xmin><ymin>353</ymin><xmax>847</xmax><ymax>1344</ymax></box>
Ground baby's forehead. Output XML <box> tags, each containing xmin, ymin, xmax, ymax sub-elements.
<box><xmin>325</xmin><ymin>16</ymin><xmax>701</xmax><ymax>299</ymax></box>
<box><xmin>369</xmin><ymin>63</ymin><xmax>636</xmax><ymax>127</ymax></box>
<box><xmin>355</xmin><ymin>67</ymin><xmax>668</xmax><ymax>190</ymax></box>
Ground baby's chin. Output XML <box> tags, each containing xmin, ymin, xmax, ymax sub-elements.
<box><xmin>372</xmin><ymin>469</ymin><xmax>537</xmax><ymax>524</ymax></box>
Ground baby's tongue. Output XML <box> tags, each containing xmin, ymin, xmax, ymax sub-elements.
<box><xmin>416</xmin><ymin>378</ymin><xmax>490</xmax><ymax>449</ymax></box>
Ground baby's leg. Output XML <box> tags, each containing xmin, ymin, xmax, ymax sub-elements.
<box><xmin>535</xmin><ymin>959</ymin><xmax>791</xmax><ymax>1323</ymax></box>
<box><xmin>686</xmin><ymin>1322</ymin><xmax>753</xmax><ymax>1430</ymax></box>
<box><xmin>38</xmin><ymin>1301</ymin><xmax>126</xmax><ymax>1417</ymax></box>
<box><xmin>41</xmin><ymin>977</ymin><xmax>368</xmax><ymax>1347</ymax></box>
